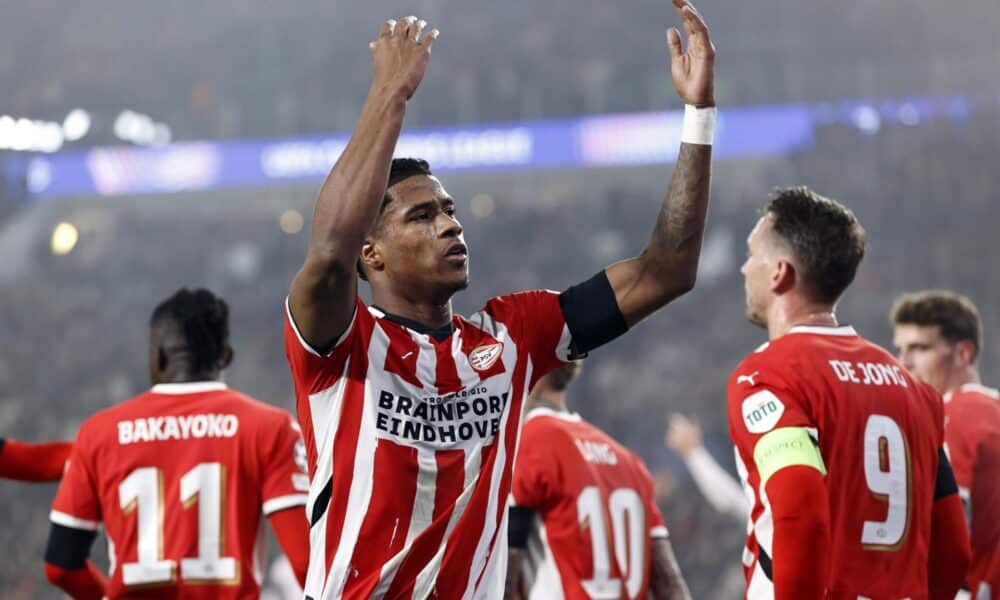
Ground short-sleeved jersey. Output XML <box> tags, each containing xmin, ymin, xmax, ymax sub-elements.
<box><xmin>51</xmin><ymin>382</ymin><xmax>309</xmax><ymax>599</ymax></box>
<box><xmin>284</xmin><ymin>292</ymin><xmax>574</xmax><ymax>600</ymax></box>
<box><xmin>943</xmin><ymin>383</ymin><xmax>1000</xmax><ymax>596</ymax></box>
<box><xmin>727</xmin><ymin>325</ymin><xmax>946</xmax><ymax>600</ymax></box>
<box><xmin>510</xmin><ymin>408</ymin><xmax>668</xmax><ymax>600</ymax></box>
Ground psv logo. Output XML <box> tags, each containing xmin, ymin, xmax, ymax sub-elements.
<box><xmin>468</xmin><ymin>343</ymin><xmax>503</xmax><ymax>372</ymax></box>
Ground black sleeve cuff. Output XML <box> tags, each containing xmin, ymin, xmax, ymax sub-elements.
<box><xmin>935</xmin><ymin>447</ymin><xmax>959</xmax><ymax>500</ymax></box>
<box><xmin>45</xmin><ymin>523</ymin><xmax>96</xmax><ymax>569</ymax></box>
<box><xmin>508</xmin><ymin>506</ymin><xmax>536</xmax><ymax>549</ymax></box>
<box><xmin>559</xmin><ymin>270</ymin><xmax>628</xmax><ymax>355</ymax></box>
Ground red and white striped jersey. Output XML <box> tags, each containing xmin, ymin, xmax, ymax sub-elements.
<box><xmin>284</xmin><ymin>291</ymin><xmax>574</xmax><ymax>600</ymax></box>
<box><xmin>511</xmin><ymin>408</ymin><xmax>668</xmax><ymax>600</ymax></box>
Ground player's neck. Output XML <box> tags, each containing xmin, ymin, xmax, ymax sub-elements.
<box><xmin>768</xmin><ymin>298</ymin><xmax>838</xmax><ymax>340</ymax></box>
<box><xmin>943</xmin><ymin>368</ymin><xmax>981</xmax><ymax>395</ymax></box>
<box><xmin>157</xmin><ymin>365</ymin><xmax>222</xmax><ymax>385</ymax></box>
<box><xmin>528</xmin><ymin>392</ymin><xmax>569</xmax><ymax>414</ymax></box>
<box><xmin>371</xmin><ymin>289</ymin><xmax>454</xmax><ymax>330</ymax></box>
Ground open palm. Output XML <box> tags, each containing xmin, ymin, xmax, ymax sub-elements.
<box><xmin>667</xmin><ymin>0</ymin><xmax>715</xmax><ymax>108</ymax></box>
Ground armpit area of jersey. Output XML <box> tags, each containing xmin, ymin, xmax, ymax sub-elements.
<box><xmin>45</xmin><ymin>523</ymin><xmax>96</xmax><ymax>569</ymax></box>
<box><xmin>559</xmin><ymin>270</ymin><xmax>628</xmax><ymax>356</ymax></box>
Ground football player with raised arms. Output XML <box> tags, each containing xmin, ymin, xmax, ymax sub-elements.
<box><xmin>283</xmin><ymin>0</ymin><xmax>716</xmax><ymax>598</ymax></box>
<box><xmin>45</xmin><ymin>289</ymin><xmax>310</xmax><ymax>599</ymax></box>
<box><xmin>727</xmin><ymin>188</ymin><xmax>971</xmax><ymax>599</ymax></box>
<box><xmin>892</xmin><ymin>290</ymin><xmax>1000</xmax><ymax>599</ymax></box>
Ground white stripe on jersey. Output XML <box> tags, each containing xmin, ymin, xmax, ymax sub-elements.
<box><xmin>324</xmin><ymin>326</ymin><xmax>391</xmax><ymax>599</ymax></box>
<box><xmin>262</xmin><ymin>494</ymin><xmax>308</xmax><ymax>515</ymax></box>
<box><xmin>460</xmin><ymin>334</ymin><xmax>523</xmax><ymax>599</ymax></box>
<box><xmin>371</xmin><ymin>448</ymin><xmax>439</xmax><ymax>597</ymax></box>
<box><xmin>50</xmin><ymin>510</ymin><xmax>99</xmax><ymax>531</ymax></box>
<box><xmin>409</xmin><ymin>327</ymin><xmax>439</xmax><ymax>393</ymax></box>
<box><xmin>746</xmin><ymin>558</ymin><xmax>774</xmax><ymax>600</ymax></box>
<box><xmin>304</xmin><ymin>358</ymin><xmax>352</xmax><ymax>599</ymax></box>
<box><xmin>413</xmin><ymin>447</ymin><xmax>484</xmax><ymax>598</ymax></box>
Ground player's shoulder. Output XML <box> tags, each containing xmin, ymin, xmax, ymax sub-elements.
<box><xmin>217</xmin><ymin>391</ymin><xmax>297</xmax><ymax>430</ymax></box>
<box><xmin>727</xmin><ymin>343</ymin><xmax>794</xmax><ymax>397</ymax></box>
<box><xmin>522</xmin><ymin>407</ymin><xmax>579</xmax><ymax>437</ymax></box>
<box><xmin>948</xmin><ymin>384</ymin><xmax>1000</xmax><ymax>418</ymax></box>
<box><xmin>474</xmin><ymin>289</ymin><xmax>561</xmax><ymax>323</ymax></box>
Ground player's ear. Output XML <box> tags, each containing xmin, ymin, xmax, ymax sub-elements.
<box><xmin>771</xmin><ymin>259</ymin><xmax>796</xmax><ymax>294</ymax></box>
<box><xmin>360</xmin><ymin>238</ymin><xmax>385</xmax><ymax>276</ymax></box>
<box><xmin>953</xmin><ymin>339</ymin><xmax>976</xmax><ymax>368</ymax></box>
<box><xmin>219</xmin><ymin>344</ymin><xmax>234</xmax><ymax>370</ymax></box>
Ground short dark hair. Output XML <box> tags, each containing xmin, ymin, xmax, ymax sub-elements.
<box><xmin>890</xmin><ymin>290</ymin><xmax>982</xmax><ymax>361</ymax></box>
<box><xmin>765</xmin><ymin>186</ymin><xmax>866</xmax><ymax>304</ymax></box>
<box><xmin>358</xmin><ymin>157</ymin><xmax>434</xmax><ymax>282</ymax></box>
<box><xmin>151</xmin><ymin>288</ymin><xmax>231</xmax><ymax>373</ymax></box>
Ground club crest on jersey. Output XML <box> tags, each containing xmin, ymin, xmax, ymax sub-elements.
<box><xmin>741</xmin><ymin>390</ymin><xmax>785</xmax><ymax>434</ymax></box>
<box><xmin>468</xmin><ymin>342</ymin><xmax>503</xmax><ymax>372</ymax></box>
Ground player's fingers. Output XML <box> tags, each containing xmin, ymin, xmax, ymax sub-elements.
<box><xmin>680</xmin><ymin>5</ymin><xmax>709</xmax><ymax>37</ymax></box>
<box><xmin>421</xmin><ymin>28</ymin><xmax>440</xmax><ymax>49</ymax></box>
<box><xmin>411</xmin><ymin>19</ymin><xmax>427</xmax><ymax>42</ymax></box>
<box><xmin>399</xmin><ymin>15</ymin><xmax>418</xmax><ymax>39</ymax></box>
<box><xmin>379</xmin><ymin>19</ymin><xmax>397</xmax><ymax>39</ymax></box>
<box><xmin>666</xmin><ymin>27</ymin><xmax>683</xmax><ymax>60</ymax></box>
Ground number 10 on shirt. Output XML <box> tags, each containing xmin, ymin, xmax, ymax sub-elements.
<box><xmin>577</xmin><ymin>486</ymin><xmax>647</xmax><ymax>599</ymax></box>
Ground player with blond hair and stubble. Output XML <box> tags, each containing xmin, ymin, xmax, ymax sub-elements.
<box><xmin>727</xmin><ymin>188</ymin><xmax>970</xmax><ymax>599</ymax></box>
<box><xmin>892</xmin><ymin>290</ymin><xmax>1000</xmax><ymax>599</ymax></box>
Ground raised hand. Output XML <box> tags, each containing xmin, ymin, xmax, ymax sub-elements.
<box><xmin>665</xmin><ymin>413</ymin><xmax>704</xmax><ymax>457</ymax></box>
<box><xmin>666</xmin><ymin>0</ymin><xmax>715</xmax><ymax>108</ymax></box>
<box><xmin>370</xmin><ymin>16</ymin><xmax>439</xmax><ymax>100</ymax></box>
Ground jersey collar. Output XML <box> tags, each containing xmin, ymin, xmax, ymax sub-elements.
<box><xmin>369</xmin><ymin>305</ymin><xmax>455</xmax><ymax>343</ymax></box>
<box><xmin>151</xmin><ymin>381</ymin><xmax>228</xmax><ymax>395</ymax></box>
<box><xmin>947</xmin><ymin>382</ymin><xmax>1000</xmax><ymax>402</ymax></box>
<box><xmin>525</xmin><ymin>406</ymin><xmax>582</xmax><ymax>423</ymax></box>
<box><xmin>786</xmin><ymin>324</ymin><xmax>857</xmax><ymax>337</ymax></box>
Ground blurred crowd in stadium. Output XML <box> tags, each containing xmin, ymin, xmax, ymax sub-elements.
<box><xmin>0</xmin><ymin>108</ymin><xmax>996</xmax><ymax>596</ymax></box>
<box><xmin>2</xmin><ymin>0</ymin><xmax>998</xmax><ymax>143</ymax></box>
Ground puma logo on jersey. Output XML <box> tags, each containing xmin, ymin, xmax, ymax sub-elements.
<box><xmin>468</xmin><ymin>343</ymin><xmax>503</xmax><ymax>372</ymax></box>
<box><xmin>737</xmin><ymin>371</ymin><xmax>760</xmax><ymax>386</ymax></box>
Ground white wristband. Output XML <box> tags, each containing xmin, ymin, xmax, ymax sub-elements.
<box><xmin>681</xmin><ymin>104</ymin><xmax>717</xmax><ymax>146</ymax></box>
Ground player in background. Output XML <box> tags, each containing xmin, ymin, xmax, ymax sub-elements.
<box><xmin>0</xmin><ymin>437</ymin><xmax>71</xmax><ymax>481</ymax></box>
<box><xmin>44</xmin><ymin>289</ymin><xmax>310</xmax><ymax>599</ymax></box>
<box><xmin>506</xmin><ymin>364</ymin><xmax>690</xmax><ymax>600</ymax></box>
<box><xmin>892</xmin><ymin>290</ymin><xmax>1000</xmax><ymax>599</ymax></box>
<box><xmin>665</xmin><ymin>413</ymin><xmax>748</xmax><ymax>520</ymax></box>
<box><xmin>727</xmin><ymin>187</ymin><xmax>970</xmax><ymax>600</ymax></box>
<box><xmin>284</xmin><ymin>1</ymin><xmax>715</xmax><ymax>598</ymax></box>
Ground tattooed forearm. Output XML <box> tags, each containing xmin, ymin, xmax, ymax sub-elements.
<box><xmin>653</xmin><ymin>142</ymin><xmax>712</xmax><ymax>255</ymax></box>
<box><xmin>602</xmin><ymin>141</ymin><xmax>712</xmax><ymax>327</ymax></box>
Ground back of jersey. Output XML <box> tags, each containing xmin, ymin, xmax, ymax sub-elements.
<box><xmin>729</xmin><ymin>326</ymin><xmax>945</xmax><ymax>599</ymax></box>
<box><xmin>52</xmin><ymin>382</ymin><xmax>308</xmax><ymax>599</ymax></box>
<box><xmin>511</xmin><ymin>407</ymin><xmax>668</xmax><ymax>600</ymax></box>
